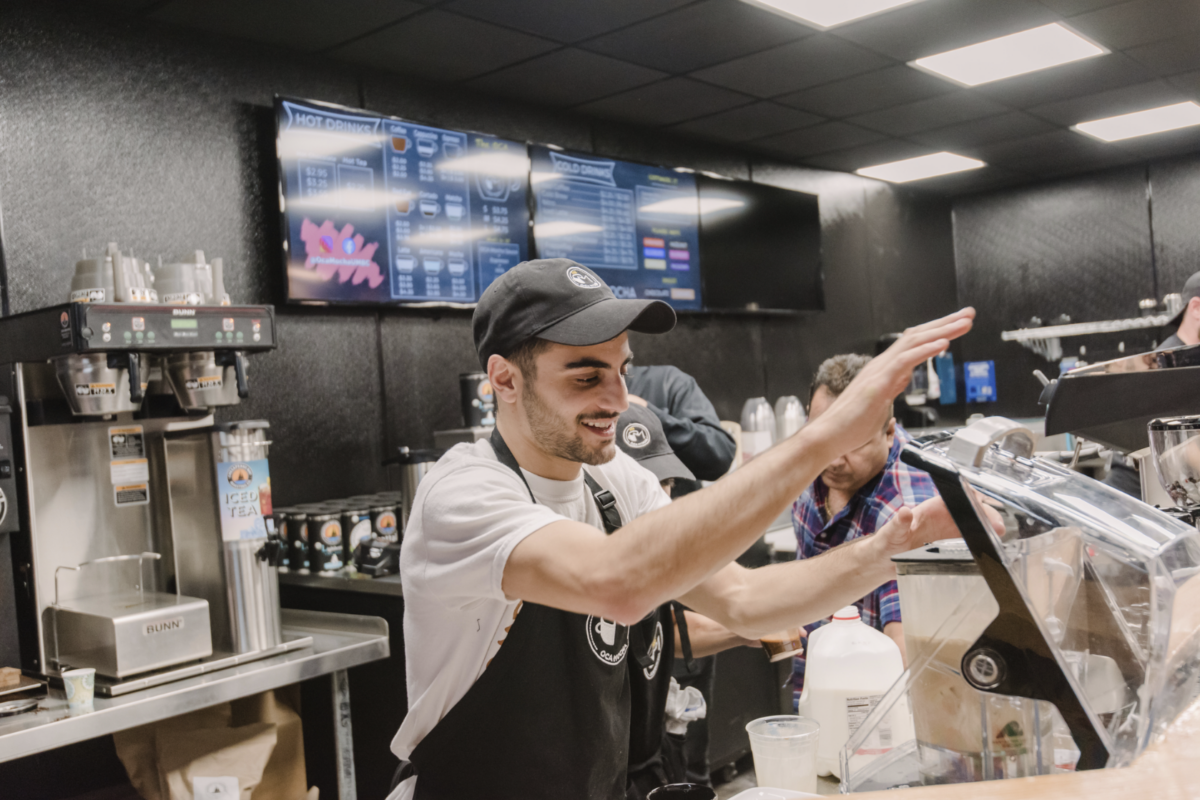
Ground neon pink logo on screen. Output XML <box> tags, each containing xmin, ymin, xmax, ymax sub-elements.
<box><xmin>299</xmin><ymin>218</ymin><xmax>385</xmax><ymax>288</ymax></box>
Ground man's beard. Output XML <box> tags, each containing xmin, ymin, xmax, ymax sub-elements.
<box><xmin>522</xmin><ymin>381</ymin><xmax>616</xmax><ymax>466</ymax></box>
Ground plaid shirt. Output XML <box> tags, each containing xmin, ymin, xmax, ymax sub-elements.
<box><xmin>790</xmin><ymin>426</ymin><xmax>937</xmax><ymax>699</ymax></box>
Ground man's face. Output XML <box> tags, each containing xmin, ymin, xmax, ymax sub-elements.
<box><xmin>809</xmin><ymin>385</ymin><xmax>895</xmax><ymax>493</ymax></box>
<box><xmin>517</xmin><ymin>333</ymin><xmax>632</xmax><ymax>466</ymax></box>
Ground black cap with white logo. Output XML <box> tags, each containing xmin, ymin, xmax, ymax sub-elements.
<box><xmin>615</xmin><ymin>404</ymin><xmax>695</xmax><ymax>483</ymax></box>
<box><xmin>473</xmin><ymin>258</ymin><xmax>676</xmax><ymax>370</ymax></box>
<box><xmin>1168</xmin><ymin>271</ymin><xmax>1200</xmax><ymax>327</ymax></box>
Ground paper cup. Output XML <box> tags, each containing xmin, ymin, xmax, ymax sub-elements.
<box><xmin>760</xmin><ymin>629</ymin><xmax>805</xmax><ymax>663</ymax></box>
<box><xmin>62</xmin><ymin>667</ymin><xmax>96</xmax><ymax>709</ymax></box>
<box><xmin>746</xmin><ymin>715</ymin><xmax>820</xmax><ymax>794</ymax></box>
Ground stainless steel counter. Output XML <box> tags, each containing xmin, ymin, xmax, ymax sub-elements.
<box><xmin>279</xmin><ymin>567</ymin><xmax>404</xmax><ymax>597</ymax></box>
<box><xmin>0</xmin><ymin>608</ymin><xmax>388</xmax><ymax>765</ymax></box>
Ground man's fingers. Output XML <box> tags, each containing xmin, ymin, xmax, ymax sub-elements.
<box><xmin>902</xmin><ymin>307</ymin><xmax>976</xmax><ymax>338</ymax></box>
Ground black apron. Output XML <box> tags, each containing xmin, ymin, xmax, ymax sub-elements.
<box><xmin>395</xmin><ymin>429</ymin><xmax>668</xmax><ymax>800</ymax></box>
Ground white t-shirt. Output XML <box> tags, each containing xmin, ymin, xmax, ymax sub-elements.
<box><xmin>388</xmin><ymin>439</ymin><xmax>671</xmax><ymax>800</ymax></box>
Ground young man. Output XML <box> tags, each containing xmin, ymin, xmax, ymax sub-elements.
<box><xmin>390</xmin><ymin>258</ymin><xmax>973</xmax><ymax>800</ymax></box>
<box><xmin>1158</xmin><ymin>271</ymin><xmax>1200</xmax><ymax>350</ymax></box>
<box><xmin>789</xmin><ymin>355</ymin><xmax>938</xmax><ymax>700</ymax></box>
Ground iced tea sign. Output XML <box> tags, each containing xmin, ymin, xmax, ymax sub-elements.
<box><xmin>216</xmin><ymin>458</ymin><xmax>272</xmax><ymax>542</ymax></box>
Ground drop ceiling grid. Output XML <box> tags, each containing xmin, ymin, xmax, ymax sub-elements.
<box><xmin>109</xmin><ymin>0</ymin><xmax>1200</xmax><ymax>192</ymax></box>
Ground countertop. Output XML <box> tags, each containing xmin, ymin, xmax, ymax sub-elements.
<box><xmin>0</xmin><ymin>608</ymin><xmax>389</xmax><ymax>763</ymax></box>
<box><xmin>279</xmin><ymin>567</ymin><xmax>404</xmax><ymax>597</ymax></box>
<box><xmin>848</xmin><ymin>696</ymin><xmax>1200</xmax><ymax>799</ymax></box>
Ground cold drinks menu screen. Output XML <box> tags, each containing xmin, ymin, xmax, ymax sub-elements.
<box><xmin>529</xmin><ymin>146</ymin><xmax>703</xmax><ymax>311</ymax></box>
<box><xmin>277</xmin><ymin>98</ymin><xmax>530</xmax><ymax>305</ymax></box>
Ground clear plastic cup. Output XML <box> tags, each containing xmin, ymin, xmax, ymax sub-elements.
<box><xmin>746</xmin><ymin>715</ymin><xmax>820</xmax><ymax>794</ymax></box>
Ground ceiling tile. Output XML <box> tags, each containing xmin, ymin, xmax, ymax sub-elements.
<box><xmin>465</xmin><ymin>49</ymin><xmax>666</xmax><ymax>106</ymax></box>
<box><xmin>1066</xmin><ymin>0</ymin><xmax>1200</xmax><ymax>51</ymax></box>
<box><xmin>751</xmin><ymin>122</ymin><xmax>887</xmax><ymax>158</ymax></box>
<box><xmin>672</xmin><ymin>102</ymin><xmax>823</xmax><ymax>142</ymax></box>
<box><xmin>847</xmin><ymin>92</ymin><xmax>1010</xmax><ymax>136</ymax></box>
<box><xmin>328</xmin><ymin>10</ymin><xmax>559</xmax><ymax>81</ymax></box>
<box><xmin>775</xmin><ymin>65</ymin><xmax>953</xmax><ymax>118</ymax></box>
<box><xmin>1026</xmin><ymin>79</ymin><xmax>1186</xmax><ymax>125</ymax></box>
<box><xmin>1125</xmin><ymin>35</ymin><xmax>1200</xmax><ymax>76</ymax></box>
<box><xmin>151</xmin><ymin>0</ymin><xmax>423</xmax><ymax>51</ymax></box>
<box><xmin>910</xmin><ymin>111</ymin><xmax>1059</xmax><ymax>150</ymax></box>
<box><xmin>1167</xmin><ymin>69</ymin><xmax>1200</xmax><ymax>98</ymax></box>
<box><xmin>1110</xmin><ymin>122</ymin><xmax>1200</xmax><ymax>160</ymax></box>
<box><xmin>581</xmin><ymin>0</ymin><xmax>812</xmax><ymax>73</ymax></box>
<box><xmin>689</xmin><ymin>35</ymin><xmax>890</xmax><ymax>99</ymax></box>
<box><xmin>801</xmin><ymin>139</ymin><xmax>933</xmax><ymax>172</ymax></box>
<box><xmin>441</xmin><ymin>0</ymin><xmax>694</xmax><ymax>43</ymax></box>
<box><xmin>914</xmin><ymin>166</ymin><xmax>1033</xmax><ymax>196</ymax></box>
<box><xmin>574</xmin><ymin>77</ymin><xmax>754</xmax><ymax>126</ymax></box>
<box><xmin>972</xmin><ymin>129</ymin><xmax>1126</xmax><ymax>173</ymax></box>
<box><xmin>972</xmin><ymin>52</ymin><xmax>1155</xmax><ymax>108</ymax></box>
<box><xmin>833</xmin><ymin>0</ymin><xmax>1059</xmax><ymax>62</ymax></box>
<box><xmin>1035</xmin><ymin>0</ymin><xmax>1127</xmax><ymax>14</ymax></box>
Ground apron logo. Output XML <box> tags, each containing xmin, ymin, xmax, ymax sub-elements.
<box><xmin>622</xmin><ymin>423</ymin><xmax>652</xmax><ymax>449</ymax></box>
<box><xmin>586</xmin><ymin>615</ymin><xmax>629</xmax><ymax>666</ymax></box>
<box><xmin>643</xmin><ymin>621</ymin><xmax>664</xmax><ymax>680</ymax></box>
<box><xmin>566</xmin><ymin>266</ymin><xmax>602</xmax><ymax>290</ymax></box>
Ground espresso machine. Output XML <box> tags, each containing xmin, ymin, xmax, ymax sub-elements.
<box><xmin>839</xmin><ymin>417</ymin><xmax>1200</xmax><ymax>790</ymax></box>
<box><xmin>0</xmin><ymin>300</ymin><xmax>302</xmax><ymax>695</ymax></box>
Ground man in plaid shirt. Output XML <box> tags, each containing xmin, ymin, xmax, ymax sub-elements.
<box><xmin>790</xmin><ymin>354</ymin><xmax>937</xmax><ymax>702</ymax></box>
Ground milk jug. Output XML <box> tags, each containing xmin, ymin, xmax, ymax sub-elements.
<box><xmin>797</xmin><ymin>605</ymin><xmax>912</xmax><ymax>778</ymax></box>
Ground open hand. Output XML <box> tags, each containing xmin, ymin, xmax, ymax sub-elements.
<box><xmin>806</xmin><ymin>308</ymin><xmax>974</xmax><ymax>458</ymax></box>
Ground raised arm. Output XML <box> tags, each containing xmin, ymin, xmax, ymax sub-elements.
<box><xmin>501</xmin><ymin>308</ymin><xmax>975</xmax><ymax>624</ymax></box>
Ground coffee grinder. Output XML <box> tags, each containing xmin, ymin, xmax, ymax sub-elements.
<box><xmin>0</xmin><ymin>299</ymin><xmax>302</xmax><ymax>695</ymax></box>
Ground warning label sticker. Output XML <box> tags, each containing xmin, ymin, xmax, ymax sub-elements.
<box><xmin>110</xmin><ymin>458</ymin><xmax>150</xmax><ymax>486</ymax></box>
<box><xmin>109</xmin><ymin>425</ymin><xmax>145</xmax><ymax>459</ymax></box>
<box><xmin>114</xmin><ymin>483</ymin><xmax>150</xmax><ymax>506</ymax></box>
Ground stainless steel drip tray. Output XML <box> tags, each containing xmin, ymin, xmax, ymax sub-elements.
<box><xmin>90</xmin><ymin>634</ymin><xmax>314</xmax><ymax>697</ymax></box>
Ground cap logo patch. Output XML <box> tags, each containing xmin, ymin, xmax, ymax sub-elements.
<box><xmin>623</xmin><ymin>423</ymin><xmax>652</xmax><ymax>449</ymax></box>
<box><xmin>566</xmin><ymin>266</ymin><xmax>602</xmax><ymax>290</ymax></box>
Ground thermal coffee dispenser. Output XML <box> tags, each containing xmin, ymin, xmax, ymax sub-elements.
<box><xmin>0</xmin><ymin>301</ymin><xmax>301</xmax><ymax>695</ymax></box>
<box><xmin>840</xmin><ymin>417</ymin><xmax>1200</xmax><ymax>790</ymax></box>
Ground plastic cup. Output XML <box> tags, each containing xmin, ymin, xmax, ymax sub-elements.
<box><xmin>62</xmin><ymin>667</ymin><xmax>96</xmax><ymax>710</ymax></box>
<box><xmin>746</xmin><ymin>715</ymin><xmax>820</xmax><ymax>794</ymax></box>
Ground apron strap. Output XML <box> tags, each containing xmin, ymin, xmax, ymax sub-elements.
<box><xmin>672</xmin><ymin>601</ymin><xmax>696</xmax><ymax>673</ymax></box>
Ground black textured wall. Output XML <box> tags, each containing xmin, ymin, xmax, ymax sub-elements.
<box><xmin>954</xmin><ymin>155</ymin><xmax>1200</xmax><ymax>418</ymax></box>
<box><xmin>0</xmin><ymin>2</ymin><xmax>961</xmax><ymax>797</ymax></box>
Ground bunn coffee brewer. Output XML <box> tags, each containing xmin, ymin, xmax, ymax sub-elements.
<box><xmin>839</xmin><ymin>417</ymin><xmax>1200</xmax><ymax>790</ymax></box>
<box><xmin>0</xmin><ymin>300</ymin><xmax>302</xmax><ymax>696</ymax></box>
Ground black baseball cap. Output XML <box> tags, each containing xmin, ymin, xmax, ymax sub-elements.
<box><xmin>473</xmin><ymin>258</ymin><xmax>676</xmax><ymax>370</ymax></box>
<box><xmin>615</xmin><ymin>405</ymin><xmax>695</xmax><ymax>483</ymax></box>
<box><xmin>1168</xmin><ymin>271</ymin><xmax>1200</xmax><ymax>327</ymax></box>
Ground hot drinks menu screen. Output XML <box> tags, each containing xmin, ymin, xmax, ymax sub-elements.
<box><xmin>277</xmin><ymin>98</ymin><xmax>530</xmax><ymax>305</ymax></box>
<box><xmin>529</xmin><ymin>146</ymin><xmax>703</xmax><ymax>311</ymax></box>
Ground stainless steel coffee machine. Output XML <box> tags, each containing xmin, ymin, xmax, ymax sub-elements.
<box><xmin>0</xmin><ymin>301</ymin><xmax>302</xmax><ymax>695</ymax></box>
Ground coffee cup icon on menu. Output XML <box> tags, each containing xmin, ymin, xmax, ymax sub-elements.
<box><xmin>445</xmin><ymin>202</ymin><xmax>465</xmax><ymax>221</ymax></box>
<box><xmin>423</xmin><ymin>258</ymin><xmax>443</xmax><ymax>275</ymax></box>
<box><xmin>419</xmin><ymin>199</ymin><xmax>440</xmax><ymax>218</ymax></box>
<box><xmin>415</xmin><ymin>134</ymin><xmax>438</xmax><ymax>158</ymax></box>
<box><xmin>595</xmin><ymin>618</ymin><xmax>617</xmax><ymax>646</ymax></box>
<box><xmin>396</xmin><ymin>256</ymin><xmax>416</xmax><ymax>273</ymax></box>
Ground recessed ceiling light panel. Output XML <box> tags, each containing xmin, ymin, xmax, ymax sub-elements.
<box><xmin>856</xmin><ymin>152</ymin><xmax>985</xmax><ymax>183</ymax></box>
<box><xmin>911</xmin><ymin>23</ymin><xmax>1106</xmax><ymax>87</ymax></box>
<box><xmin>1073</xmin><ymin>102</ymin><xmax>1200</xmax><ymax>142</ymax></box>
<box><xmin>740</xmin><ymin>0</ymin><xmax>925</xmax><ymax>29</ymax></box>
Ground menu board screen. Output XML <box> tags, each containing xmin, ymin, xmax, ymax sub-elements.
<box><xmin>276</xmin><ymin>97</ymin><xmax>530</xmax><ymax>306</ymax></box>
<box><xmin>529</xmin><ymin>146</ymin><xmax>703</xmax><ymax>311</ymax></box>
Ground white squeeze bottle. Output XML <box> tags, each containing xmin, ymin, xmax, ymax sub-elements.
<box><xmin>796</xmin><ymin>605</ymin><xmax>912</xmax><ymax>779</ymax></box>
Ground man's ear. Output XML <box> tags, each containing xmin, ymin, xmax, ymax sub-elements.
<box><xmin>489</xmin><ymin>354</ymin><xmax>520</xmax><ymax>405</ymax></box>
<box><xmin>1189</xmin><ymin>296</ymin><xmax>1200</xmax><ymax>320</ymax></box>
<box><xmin>885</xmin><ymin>417</ymin><xmax>897</xmax><ymax>440</ymax></box>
